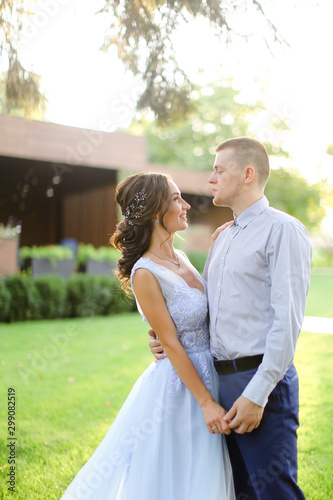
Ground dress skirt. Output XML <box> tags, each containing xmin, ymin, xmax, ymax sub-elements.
<box><xmin>60</xmin><ymin>350</ymin><xmax>235</xmax><ymax>500</ymax></box>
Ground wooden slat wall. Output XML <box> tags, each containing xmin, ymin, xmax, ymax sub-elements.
<box><xmin>62</xmin><ymin>184</ymin><xmax>117</xmax><ymax>247</ymax></box>
<box><xmin>0</xmin><ymin>115</ymin><xmax>147</xmax><ymax>172</ymax></box>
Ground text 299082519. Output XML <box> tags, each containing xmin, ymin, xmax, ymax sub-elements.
<box><xmin>7</xmin><ymin>387</ymin><xmax>16</xmax><ymax>492</ymax></box>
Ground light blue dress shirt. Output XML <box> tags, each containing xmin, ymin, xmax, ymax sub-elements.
<box><xmin>203</xmin><ymin>196</ymin><xmax>312</xmax><ymax>407</ymax></box>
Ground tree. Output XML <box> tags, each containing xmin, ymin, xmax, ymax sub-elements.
<box><xmin>0</xmin><ymin>1</ymin><xmax>284</xmax><ymax>122</ymax></box>
<box><xmin>0</xmin><ymin>64</ymin><xmax>46</xmax><ymax>119</ymax></box>
<box><xmin>327</xmin><ymin>143</ymin><xmax>333</xmax><ymax>156</ymax></box>
<box><xmin>265</xmin><ymin>169</ymin><xmax>324</xmax><ymax>231</ymax></box>
<box><xmin>100</xmin><ymin>0</ymin><xmax>286</xmax><ymax>124</ymax></box>
<box><xmin>0</xmin><ymin>0</ymin><xmax>45</xmax><ymax>117</ymax></box>
<box><xmin>130</xmin><ymin>79</ymin><xmax>289</xmax><ymax>169</ymax></box>
<box><xmin>129</xmin><ymin>79</ymin><xmax>323</xmax><ymax>231</ymax></box>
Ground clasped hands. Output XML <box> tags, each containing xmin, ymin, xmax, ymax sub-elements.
<box><xmin>148</xmin><ymin>332</ymin><xmax>264</xmax><ymax>435</ymax></box>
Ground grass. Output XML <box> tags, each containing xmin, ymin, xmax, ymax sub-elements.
<box><xmin>0</xmin><ymin>315</ymin><xmax>152</xmax><ymax>500</ymax></box>
<box><xmin>0</xmin><ymin>272</ymin><xmax>332</xmax><ymax>500</ymax></box>
<box><xmin>305</xmin><ymin>271</ymin><xmax>333</xmax><ymax>317</ymax></box>
<box><xmin>295</xmin><ymin>332</ymin><xmax>333</xmax><ymax>499</ymax></box>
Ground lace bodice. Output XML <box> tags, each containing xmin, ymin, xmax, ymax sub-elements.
<box><xmin>130</xmin><ymin>255</ymin><xmax>210</xmax><ymax>354</ymax></box>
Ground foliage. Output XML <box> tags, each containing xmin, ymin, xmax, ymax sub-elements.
<box><xmin>20</xmin><ymin>245</ymin><xmax>74</xmax><ymax>263</ymax></box>
<box><xmin>0</xmin><ymin>1</ymin><xmax>46</xmax><ymax>118</ymax></box>
<box><xmin>326</xmin><ymin>143</ymin><xmax>333</xmax><ymax>155</ymax></box>
<box><xmin>311</xmin><ymin>248</ymin><xmax>333</xmax><ymax>268</ymax></box>
<box><xmin>0</xmin><ymin>278</ymin><xmax>10</xmax><ymax>322</ymax></box>
<box><xmin>5</xmin><ymin>274</ymin><xmax>41</xmax><ymax>322</ymax></box>
<box><xmin>109</xmin><ymin>276</ymin><xmax>136</xmax><ymax>313</ymax></box>
<box><xmin>0</xmin><ymin>0</ymin><xmax>24</xmax><ymax>54</ymax></box>
<box><xmin>66</xmin><ymin>274</ymin><xmax>134</xmax><ymax>318</ymax></box>
<box><xmin>100</xmin><ymin>0</ymin><xmax>284</xmax><ymax>124</ymax></box>
<box><xmin>67</xmin><ymin>274</ymin><xmax>111</xmax><ymax>318</ymax></box>
<box><xmin>1</xmin><ymin>274</ymin><xmax>134</xmax><ymax>323</ymax></box>
<box><xmin>315</xmin><ymin>178</ymin><xmax>333</xmax><ymax>229</ymax></box>
<box><xmin>33</xmin><ymin>276</ymin><xmax>69</xmax><ymax>320</ymax></box>
<box><xmin>0</xmin><ymin>1</ymin><xmax>283</xmax><ymax>123</ymax></box>
<box><xmin>0</xmin><ymin>215</ymin><xmax>22</xmax><ymax>238</ymax></box>
<box><xmin>0</xmin><ymin>61</ymin><xmax>46</xmax><ymax>118</ymax></box>
<box><xmin>77</xmin><ymin>244</ymin><xmax>120</xmax><ymax>265</ymax></box>
<box><xmin>265</xmin><ymin>168</ymin><xmax>324</xmax><ymax>231</ymax></box>
<box><xmin>130</xmin><ymin>79</ymin><xmax>323</xmax><ymax>230</ymax></box>
<box><xmin>131</xmin><ymin>80</ymin><xmax>289</xmax><ymax>169</ymax></box>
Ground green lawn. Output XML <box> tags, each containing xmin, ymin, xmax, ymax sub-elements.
<box><xmin>305</xmin><ymin>271</ymin><xmax>333</xmax><ymax>318</ymax></box>
<box><xmin>295</xmin><ymin>332</ymin><xmax>333</xmax><ymax>499</ymax></box>
<box><xmin>0</xmin><ymin>315</ymin><xmax>152</xmax><ymax>500</ymax></box>
<box><xmin>0</xmin><ymin>272</ymin><xmax>332</xmax><ymax>499</ymax></box>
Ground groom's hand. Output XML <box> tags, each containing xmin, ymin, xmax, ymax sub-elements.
<box><xmin>223</xmin><ymin>395</ymin><xmax>264</xmax><ymax>434</ymax></box>
<box><xmin>148</xmin><ymin>329</ymin><xmax>167</xmax><ymax>360</ymax></box>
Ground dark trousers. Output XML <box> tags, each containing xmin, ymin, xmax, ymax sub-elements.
<box><xmin>218</xmin><ymin>364</ymin><xmax>305</xmax><ymax>500</ymax></box>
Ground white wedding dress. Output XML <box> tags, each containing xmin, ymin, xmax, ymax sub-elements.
<box><xmin>60</xmin><ymin>255</ymin><xmax>235</xmax><ymax>500</ymax></box>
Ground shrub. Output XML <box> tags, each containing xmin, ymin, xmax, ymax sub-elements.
<box><xmin>67</xmin><ymin>274</ymin><xmax>102</xmax><ymax>317</ymax></box>
<box><xmin>77</xmin><ymin>244</ymin><xmax>120</xmax><ymax>266</ymax></box>
<box><xmin>1</xmin><ymin>273</ymin><xmax>135</xmax><ymax>323</ymax></box>
<box><xmin>106</xmin><ymin>277</ymin><xmax>135</xmax><ymax>314</ymax></box>
<box><xmin>20</xmin><ymin>245</ymin><xmax>74</xmax><ymax>263</ymax></box>
<box><xmin>0</xmin><ymin>279</ymin><xmax>10</xmax><ymax>322</ymax></box>
<box><xmin>67</xmin><ymin>275</ymin><xmax>134</xmax><ymax>318</ymax></box>
<box><xmin>34</xmin><ymin>276</ymin><xmax>68</xmax><ymax>319</ymax></box>
<box><xmin>5</xmin><ymin>275</ymin><xmax>41</xmax><ymax>322</ymax></box>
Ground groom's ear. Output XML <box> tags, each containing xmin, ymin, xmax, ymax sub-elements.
<box><xmin>243</xmin><ymin>165</ymin><xmax>256</xmax><ymax>184</ymax></box>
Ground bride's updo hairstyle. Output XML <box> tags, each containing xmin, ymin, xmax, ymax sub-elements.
<box><xmin>110</xmin><ymin>172</ymin><xmax>171</xmax><ymax>290</ymax></box>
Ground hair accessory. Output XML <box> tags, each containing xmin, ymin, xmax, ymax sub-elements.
<box><xmin>124</xmin><ymin>189</ymin><xmax>147</xmax><ymax>225</ymax></box>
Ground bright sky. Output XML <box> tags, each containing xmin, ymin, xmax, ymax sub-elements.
<box><xmin>4</xmin><ymin>0</ymin><xmax>333</xmax><ymax>197</ymax></box>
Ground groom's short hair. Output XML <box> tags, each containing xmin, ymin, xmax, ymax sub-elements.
<box><xmin>216</xmin><ymin>137</ymin><xmax>270</xmax><ymax>187</ymax></box>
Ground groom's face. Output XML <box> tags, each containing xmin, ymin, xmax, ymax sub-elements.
<box><xmin>208</xmin><ymin>148</ymin><xmax>244</xmax><ymax>210</ymax></box>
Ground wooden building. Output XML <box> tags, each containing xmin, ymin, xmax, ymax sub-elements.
<box><xmin>0</xmin><ymin>116</ymin><xmax>231</xmax><ymax>250</ymax></box>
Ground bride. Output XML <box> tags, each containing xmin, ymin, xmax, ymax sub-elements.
<box><xmin>60</xmin><ymin>172</ymin><xmax>235</xmax><ymax>500</ymax></box>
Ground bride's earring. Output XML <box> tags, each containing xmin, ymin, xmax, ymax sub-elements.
<box><xmin>155</xmin><ymin>217</ymin><xmax>159</xmax><ymax>226</ymax></box>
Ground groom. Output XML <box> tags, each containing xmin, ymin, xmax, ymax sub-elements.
<box><xmin>150</xmin><ymin>137</ymin><xmax>312</xmax><ymax>499</ymax></box>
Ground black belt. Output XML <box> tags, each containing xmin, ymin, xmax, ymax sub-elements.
<box><xmin>214</xmin><ymin>354</ymin><xmax>263</xmax><ymax>374</ymax></box>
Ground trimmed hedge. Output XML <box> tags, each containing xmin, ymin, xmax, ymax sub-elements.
<box><xmin>0</xmin><ymin>274</ymin><xmax>134</xmax><ymax>323</ymax></box>
<box><xmin>67</xmin><ymin>274</ymin><xmax>133</xmax><ymax>318</ymax></box>
<box><xmin>5</xmin><ymin>274</ymin><xmax>41</xmax><ymax>322</ymax></box>
<box><xmin>0</xmin><ymin>278</ymin><xmax>11</xmax><ymax>322</ymax></box>
<box><xmin>34</xmin><ymin>276</ymin><xmax>69</xmax><ymax>319</ymax></box>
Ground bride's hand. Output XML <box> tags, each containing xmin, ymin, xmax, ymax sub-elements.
<box><xmin>148</xmin><ymin>329</ymin><xmax>167</xmax><ymax>360</ymax></box>
<box><xmin>201</xmin><ymin>399</ymin><xmax>231</xmax><ymax>435</ymax></box>
<box><xmin>209</xmin><ymin>221</ymin><xmax>233</xmax><ymax>252</ymax></box>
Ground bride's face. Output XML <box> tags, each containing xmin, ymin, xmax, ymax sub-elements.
<box><xmin>162</xmin><ymin>180</ymin><xmax>191</xmax><ymax>233</ymax></box>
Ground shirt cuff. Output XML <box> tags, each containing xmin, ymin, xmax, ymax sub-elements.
<box><xmin>242</xmin><ymin>372</ymin><xmax>276</xmax><ymax>407</ymax></box>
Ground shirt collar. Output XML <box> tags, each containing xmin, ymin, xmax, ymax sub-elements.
<box><xmin>233</xmin><ymin>196</ymin><xmax>269</xmax><ymax>228</ymax></box>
